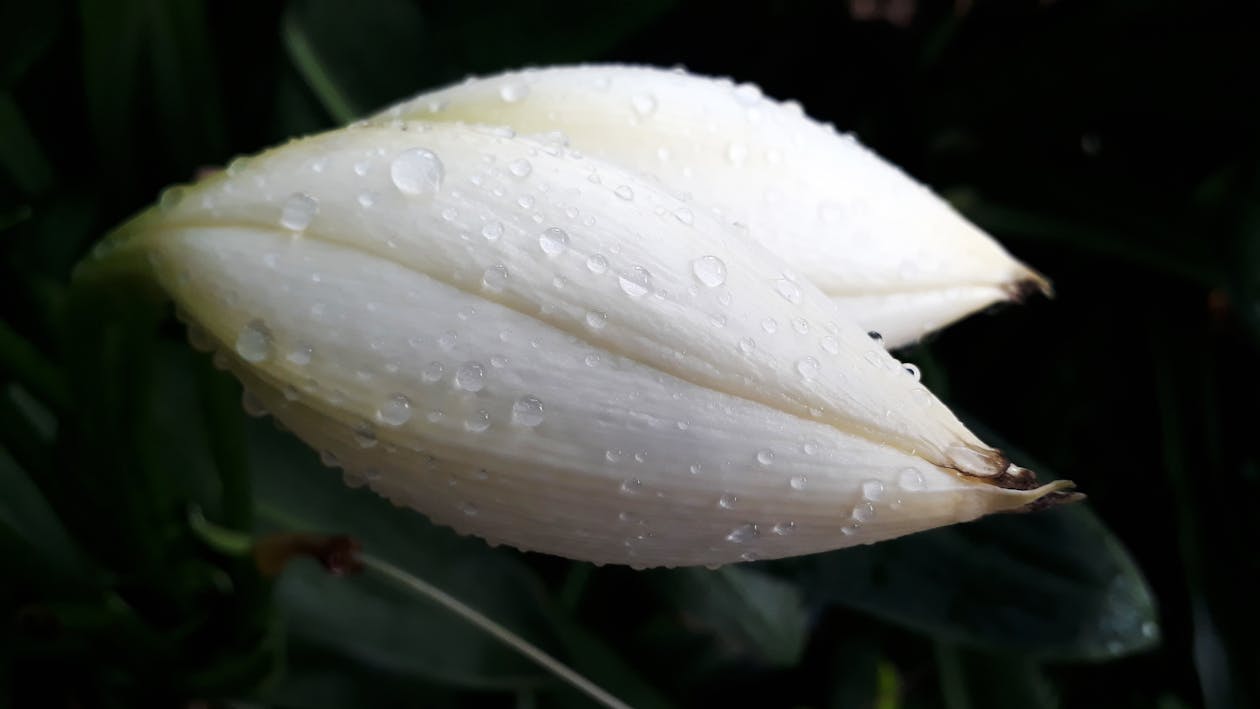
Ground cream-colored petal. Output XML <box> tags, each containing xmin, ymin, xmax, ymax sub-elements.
<box><xmin>141</xmin><ymin>224</ymin><xmax>1065</xmax><ymax>567</ymax></box>
<box><xmin>375</xmin><ymin>65</ymin><xmax>1049</xmax><ymax>341</ymax></box>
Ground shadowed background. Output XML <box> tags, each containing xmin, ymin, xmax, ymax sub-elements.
<box><xmin>1</xmin><ymin>1</ymin><xmax>1257</xmax><ymax>707</ymax></box>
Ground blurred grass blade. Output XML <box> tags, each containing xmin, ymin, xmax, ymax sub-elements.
<box><xmin>364</xmin><ymin>554</ymin><xmax>632</xmax><ymax>709</ymax></box>
<box><xmin>0</xmin><ymin>92</ymin><xmax>53</xmax><ymax>195</ymax></box>
<box><xmin>281</xmin><ymin>3</ymin><xmax>361</xmax><ymax>124</ymax></box>
<box><xmin>0</xmin><ymin>447</ymin><xmax>98</xmax><ymax>590</ymax></box>
<box><xmin>0</xmin><ymin>318</ymin><xmax>69</xmax><ymax>414</ymax></box>
<box><xmin>935</xmin><ymin>642</ymin><xmax>1057</xmax><ymax>709</ymax></box>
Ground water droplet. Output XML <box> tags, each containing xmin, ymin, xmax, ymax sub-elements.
<box><xmin>862</xmin><ymin>480</ymin><xmax>886</xmax><ymax>502</ymax></box>
<box><xmin>280</xmin><ymin>192</ymin><xmax>318</xmax><ymax>231</ymax></box>
<box><xmin>863</xmin><ymin>350</ymin><xmax>883</xmax><ymax>368</ymax></box>
<box><xmin>481</xmin><ymin>221</ymin><xmax>504</xmax><ymax>240</ymax></box>
<box><xmin>903</xmin><ymin>363</ymin><xmax>921</xmax><ymax>381</ymax></box>
<box><xmin>508</xmin><ymin>158</ymin><xmax>532</xmax><ymax>178</ymax></box>
<box><xmin>319</xmin><ymin>450</ymin><xmax>340</xmax><ymax>468</ymax></box>
<box><xmin>286</xmin><ymin>345</ymin><xmax>312</xmax><ymax>366</ymax></box>
<box><xmin>897</xmin><ymin>468</ymin><xmax>925</xmax><ymax>491</ymax></box>
<box><xmin>852</xmin><ymin>502</ymin><xmax>876</xmax><ymax>523</ymax></box>
<box><xmin>390</xmin><ymin>148</ymin><xmax>444</xmax><ymax>195</ymax></box>
<box><xmin>353</xmin><ymin>421</ymin><xmax>377</xmax><ymax>448</ymax></box>
<box><xmin>438</xmin><ymin>331</ymin><xmax>457</xmax><ymax>351</ymax></box>
<box><xmin>802</xmin><ymin>440</ymin><xmax>818</xmax><ymax>455</ymax></box>
<box><xmin>459</xmin><ymin>501</ymin><xmax>479</xmax><ymax>516</ymax></box>
<box><xmin>674</xmin><ymin>207</ymin><xmax>694</xmax><ymax>225</ymax></box>
<box><xmin>737</xmin><ymin>337</ymin><xmax>756</xmax><ymax>355</ymax></box>
<box><xmin>796</xmin><ymin>356</ymin><xmax>820</xmax><ymax>379</ymax></box>
<box><xmin>586</xmin><ymin>254</ymin><xmax>608</xmax><ymax>273</ymax></box>
<box><xmin>377</xmin><ymin>394</ymin><xmax>413</xmax><ymax>426</ymax></box>
<box><xmin>353</xmin><ymin>161</ymin><xmax>369</xmax><ymax>176</ymax></box>
<box><xmin>756</xmin><ymin>449</ymin><xmax>775</xmax><ymax>465</ymax></box>
<box><xmin>775</xmin><ymin>279</ymin><xmax>802</xmax><ymax>304</ymax></box>
<box><xmin>726</xmin><ymin>523</ymin><xmax>758</xmax><ymax>543</ymax></box>
<box><xmin>499</xmin><ymin>81</ymin><xmax>529</xmax><ymax>102</ymax></box>
<box><xmin>789</xmin><ymin>475</ymin><xmax>807</xmax><ymax>491</ymax></box>
<box><xmin>691</xmin><ymin>255</ymin><xmax>727</xmax><ymax>287</ymax></box>
<box><xmin>422</xmin><ymin>361</ymin><xmax>445</xmax><ymax>383</ymax></box>
<box><xmin>840</xmin><ymin>525</ymin><xmax>858</xmax><ymax>537</ymax></box>
<box><xmin>482</xmin><ymin>264</ymin><xmax>509</xmax><ymax>292</ymax></box>
<box><xmin>867</xmin><ymin>331</ymin><xmax>884</xmax><ymax>346</ymax></box>
<box><xmin>689</xmin><ymin>463</ymin><xmax>703</xmax><ymax>475</ymax></box>
<box><xmin>614</xmin><ymin>184</ymin><xmax>634</xmax><ymax>200</ymax></box>
<box><xmin>464</xmin><ymin>409</ymin><xmax>491</xmax><ymax>432</ymax></box>
<box><xmin>584</xmin><ymin>353</ymin><xmax>601</xmax><ymax>367</ymax></box>
<box><xmin>585</xmin><ymin>310</ymin><xmax>607</xmax><ymax>329</ymax></box>
<box><xmin>772</xmin><ymin>521</ymin><xmax>796</xmax><ymax>536</ymax></box>
<box><xmin>726</xmin><ymin>141</ymin><xmax>748</xmax><ymax>166</ymax></box>
<box><xmin>619</xmin><ymin>478</ymin><xmax>643</xmax><ymax>495</ymax></box>
<box><xmin>761</xmin><ymin>318</ymin><xmax>778</xmax><ymax>334</ymax></box>
<box><xmin>605</xmin><ymin>449</ymin><xmax>624</xmax><ymax>463</ymax></box>
<box><xmin>718</xmin><ymin>493</ymin><xmax>738</xmax><ymax>509</ymax></box>
<box><xmin>539</xmin><ymin>227</ymin><xmax>569</xmax><ymax>255</ymax></box>
<box><xmin>617</xmin><ymin>265</ymin><xmax>652</xmax><ymax>297</ymax></box>
<box><xmin>357</xmin><ymin>192</ymin><xmax>377</xmax><ymax>208</ymax></box>
<box><xmin>631</xmin><ymin>93</ymin><xmax>657</xmax><ymax>116</ymax></box>
<box><xmin>791</xmin><ymin>317</ymin><xmax>809</xmax><ymax>334</ymax></box>
<box><xmin>511</xmin><ymin>395</ymin><xmax>545</xmax><ymax>427</ymax></box>
<box><xmin>235</xmin><ymin>320</ymin><xmax>272</xmax><ymax>363</ymax></box>
<box><xmin>241</xmin><ymin>390</ymin><xmax>267</xmax><ymax>418</ymax></box>
<box><xmin>820</xmin><ymin>336</ymin><xmax>840</xmax><ymax>354</ymax></box>
<box><xmin>517</xmin><ymin>194</ymin><xmax>535</xmax><ymax>209</ymax></box>
<box><xmin>454</xmin><ymin>362</ymin><xmax>486</xmax><ymax>392</ymax></box>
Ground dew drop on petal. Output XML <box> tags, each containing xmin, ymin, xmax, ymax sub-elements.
<box><xmin>511</xmin><ymin>395</ymin><xmax>545</xmax><ymax>427</ymax></box>
<box><xmin>508</xmin><ymin>158</ymin><xmax>532</xmax><ymax>178</ymax></box>
<box><xmin>617</xmin><ymin>265</ymin><xmax>652</xmax><ymax>297</ymax></box>
<box><xmin>377</xmin><ymin>394</ymin><xmax>413</xmax><ymax>427</ymax></box>
<box><xmin>897</xmin><ymin>468</ymin><xmax>925</xmax><ymax>491</ymax></box>
<box><xmin>454</xmin><ymin>362</ymin><xmax>486</xmax><ymax>392</ymax></box>
<box><xmin>481</xmin><ymin>221</ymin><xmax>504</xmax><ymax>240</ymax></box>
<box><xmin>585</xmin><ymin>310</ymin><xmax>608</xmax><ymax>329</ymax></box>
<box><xmin>726</xmin><ymin>523</ymin><xmax>758</xmax><ymax>543</ymax></box>
<box><xmin>464</xmin><ymin>409</ymin><xmax>491</xmax><ymax>432</ymax></box>
<box><xmin>280</xmin><ymin>192</ymin><xmax>318</xmax><ymax>231</ymax></box>
<box><xmin>390</xmin><ymin>148</ymin><xmax>443</xmax><ymax>195</ymax></box>
<box><xmin>852</xmin><ymin>502</ymin><xmax>876</xmax><ymax>523</ymax></box>
<box><xmin>631</xmin><ymin>93</ymin><xmax>657</xmax><ymax>116</ymax></box>
<box><xmin>903</xmin><ymin>363</ymin><xmax>921</xmax><ymax>381</ymax></box>
<box><xmin>499</xmin><ymin>81</ymin><xmax>529</xmax><ymax>102</ymax></box>
<box><xmin>286</xmin><ymin>345</ymin><xmax>312</xmax><ymax>366</ymax></box>
<box><xmin>539</xmin><ymin>227</ymin><xmax>569</xmax><ymax>255</ymax></box>
<box><xmin>775</xmin><ymin>279</ymin><xmax>802</xmax><ymax>304</ymax></box>
<box><xmin>421</xmin><ymin>361</ymin><xmax>445</xmax><ymax>383</ymax></box>
<box><xmin>772</xmin><ymin>521</ymin><xmax>796</xmax><ymax>536</ymax></box>
<box><xmin>235</xmin><ymin>319</ymin><xmax>272</xmax><ymax>363</ymax></box>
<box><xmin>614</xmin><ymin>185</ymin><xmax>634</xmax><ymax>200</ymax></box>
<box><xmin>718</xmin><ymin>493</ymin><xmax>738</xmax><ymax>509</ymax></box>
<box><xmin>691</xmin><ymin>255</ymin><xmax>727</xmax><ymax>287</ymax></box>
<box><xmin>796</xmin><ymin>356</ymin><xmax>820</xmax><ymax>379</ymax></box>
<box><xmin>586</xmin><ymin>254</ymin><xmax>608</xmax><ymax>273</ymax></box>
<box><xmin>756</xmin><ymin>449</ymin><xmax>774</xmax><ymax>466</ymax></box>
<box><xmin>482</xmin><ymin>264</ymin><xmax>509</xmax><ymax>292</ymax></box>
<box><xmin>353</xmin><ymin>421</ymin><xmax>378</xmax><ymax>448</ymax></box>
<box><xmin>789</xmin><ymin>475</ymin><xmax>807</xmax><ymax>491</ymax></box>
<box><xmin>862</xmin><ymin>479</ymin><xmax>886</xmax><ymax>502</ymax></box>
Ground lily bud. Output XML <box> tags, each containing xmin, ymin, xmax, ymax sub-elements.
<box><xmin>376</xmin><ymin>65</ymin><xmax>1051</xmax><ymax>348</ymax></box>
<box><xmin>83</xmin><ymin>118</ymin><xmax>1074</xmax><ymax>568</ymax></box>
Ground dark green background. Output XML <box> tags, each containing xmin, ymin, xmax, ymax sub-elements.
<box><xmin>2</xmin><ymin>1</ymin><xmax>1257</xmax><ymax>707</ymax></box>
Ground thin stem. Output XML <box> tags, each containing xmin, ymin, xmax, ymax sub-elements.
<box><xmin>362</xmin><ymin>553</ymin><xmax>631</xmax><ymax>709</ymax></box>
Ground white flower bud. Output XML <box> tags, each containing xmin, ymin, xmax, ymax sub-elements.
<box><xmin>375</xmin><ymin>65</ymin><xmax>1051</xmax><ymax>348</ymax></box>
<box><xmin>84</xmin><ymin>117</ymin><xmax>1074</xmax><ymax>568</ymax></box>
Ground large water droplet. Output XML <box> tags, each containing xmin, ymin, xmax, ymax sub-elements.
<box><xmin>508</xmin><ymin>158</ymin><xmax>532</xmax><ymax>178</ymax></box>
<box><xmin>691</xmin><ymin>255</ymin><xmax>727</xmax><ymax>287</ymax></box>
<box><xmin>511</xmin><ymin>395</ymin><xmax>545</xmax><ymax>427</ymax></box>
<box><xmin>421</xmin><ymin>361</ymin><xmax>445</xmax><ymax>383</ymax></box>
<box><xmin>796</xmin><ymin>356</ymin><xmax>820</xmax><ymax>379</ymax></box>
<box><xmin>618</xmin><ymin>265</ymin><xmax>652</xmax><ymax>297</ymax></box>
<box><xmin>718</xmin><ymin>493</ymin><xmax>738</xmax><ymax>509</ymax></box>
<box><xmin>756</xmin><ymin>449</ymin><xmax>775</xmax><ymax>466</ymax></box>
<box><xmin>464</xmin><ymin>409</ymin><xmax>491</xmax><ymax>432</ymax></box>
<box><xmin>585</xmin><ymin>310</ymin><xmax>607</xmax><ymax>329</ymax></box>
<box><xmin>852</xmin><ymin>502</ymin><xmax>876</xmax><ymax>523</ymax></box>
<box><xmin>903</xmin><ymin>363</ymin><xmax>921</xmax><ymax>381</ymax></box>
<box><xmin>761</xmin><ymin>318</ymin><xmax>778</xmax><ymax>334</ymax></box>
<box><xmin>775</xmin><ymin>279</ymin><xmax>802</xmax><ymax>304</ymax></box>
<box><xmin>481</xmin><ymin>221</ymin><xmax>504</xmax><ymax>240</ymax></box>
<box><xmin>454</xmin><ymin>362</ymin><xmax>486</xmax><ymax>392</ymax></box>
<box><xmin>726</xmin><ymin>523</ymin><xmax>758</xmax><ymax>543</ymax></box>
<box><xmin>280</xmin><ymin>192</ymin><xmax>318</xmax><ymax>231</ymax></box>
<box><xmin>614</xmin><ymin>184</ymin><xmax>634</xmax><ymax>200</ymax></box>
<box><xmin>897</xmin><ymin>468</ymin><xmax>925</xmax><ymax>491</ymax></box>
<box><xmin>862</xmin><ymin>479</ymin><xmax>886</xmax><ymax>502</ymax></box>
<box><xmin>235</xmin><ymin>320</ymin><xmax>272</xmax><ymax>363</ymax></box>
<box><xmin>377</xmin><ymin>394</ymin><xmax>413</xmax><ymax>427</ymax></box>
<box><xmin>482</xmin><ymin>264</ymin><xmax>509</xmax><ymax>292</ymax></box>
<box><xmin>539</xmin><ymin>227</ymin><xmax>569</xmax><ymax>255</ymax></box>
<box><xmin>390</xmin><ymin>148</ymin><xmax>443</xmax><ymax>195</ymax></box>
<box><xmin>737</xmin><ymin>337</ymin><xmax>756</xmax><ymax>355</ymax></box>
<box><xmin>789</xmin><ymin>475</ymin><xmax>807</xmax><ymax>491</ymax></box>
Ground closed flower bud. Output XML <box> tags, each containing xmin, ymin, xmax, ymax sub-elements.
<box><xmin>83</xmin><ymin>112</ymin><xmax>1074</xmax><ymax>568</ymax></box>
<box><xmin>376</xmin><ymin>65</ymin><xmax>1051</xmax><ymax>347</ymax></box>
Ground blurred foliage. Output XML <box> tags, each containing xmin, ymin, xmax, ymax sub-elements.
<box><xmin>1</xmin><ymin>0</ymin><xmax>1257</xmax><ymax>707</ymax></box>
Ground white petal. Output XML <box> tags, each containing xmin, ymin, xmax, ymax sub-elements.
<box><xmin>375</xmin><ymin>65</ymin><xmax>1050</xmax><ymax>346</ymax></box>
<box><xmin>89</xmin><ymin>121</ymin><xmax>1073</xmax><ymax>566</ymax></box>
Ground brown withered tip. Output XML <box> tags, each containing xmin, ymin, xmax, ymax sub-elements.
<box><xmin>252</xmin><ymin>532</ymin><xmax>364</xmax><ymax>577</ymax></box>
<box><xmin>1010</xmin><ymin>488</ymin><xmax>1086</xmax><ymax>514</ymax></box>
<box><xmin>990</xmin><ymin>464</ymin><xmax>1042</xmax><ymax>491</ymax></box>
<box><xmin>1004</xmin><ymin>273</ymin><xmax>1055</xmax><ymax>302</ymax></box>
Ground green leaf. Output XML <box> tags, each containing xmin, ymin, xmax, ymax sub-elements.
<box><xmin>0</xmin><ymin>447</ymin><xmax>98</xmax><ymax>591</ymax></box>
<box><xmin>645</xmin><ymin>566</ymin><xmax>808</xmax><ymax>668</ymax></box>
<box><xmin>780</xmin><ymin>435</ymin><xmax>1158</xmax><ymax>662</ymax></box>
<box><xmin>248</xmin><ymin>421</ymin><xmax>562</xmax><ymax>691</ymax></box>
